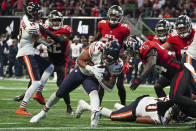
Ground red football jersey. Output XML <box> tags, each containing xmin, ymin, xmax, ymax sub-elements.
<box><xmin>152</xmin><ymin>35</ymin><xmax>164</xmax><ymax>45</ymax></box>
<box><xmin>166</xmin><ymin>29</ymin><xmax>195</xmax><ymax>60</ymax></box>
<box><xmin>41</xmin><ymin>24</ymin><xmax>73</xmax><ymax>65</ymax></box>
<box><xmin>98</xmin><ymin>20</ymin><xmax>130</xmax><ymax>47</ymax></box>
<box><xmin>139</xmin><ymin>40</ymin><xmax>175</xmax><ymax>67</ymax></box>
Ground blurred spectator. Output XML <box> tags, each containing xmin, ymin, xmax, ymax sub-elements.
<box><xmin>70</xmin><ymin>35</ymin><xmax>82</xmax><ymax>61</ymax></box>
<box><xmin>88</xmin><ymin>35</ymin><xmax>94</xmax><ymax>44</ymax></box>
<box><xmin>7</xmin><ymin>39</ymin><xmax>18</xmax><ymax>77</ymax></box>
<box><xmin>81</xmin><ymin>37</ymin><xmax>88</xmax><ymax>50</ymax></box>
<box><xmin>193</xmin><ymin>8</ymin><xmax>196</xmax><ymax>18</ymax></box>
<box><xmin>122</xmin><ymin>0</ymin><xmax>137</xmax><ymax>16</ymax></box>
<box><xmin>91</xmin><ymin>4</ymin><xmax>99</xmax><ymax>17</ymax></box>
<box><xmin>17</xmin><ymin>0</ymin><xmax>25</xmax><ymax>11</ymax></box>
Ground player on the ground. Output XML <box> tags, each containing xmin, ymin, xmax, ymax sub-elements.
<box><xmin>94</xmin><ymin>5</ymin><xmax>130</xmax><ymax>105</ymax></box>
<box><xmin>30</xmin><ymin>40</ymin><xmax>122</xmax><ymax>128</ymax></box>
<box><xmin>124</xmin><ymin>35</ymin><xmax>196</xmax><ymax>121</ymax></box>
<box><xmin>152</xmin><ymin>19</ymin><xmax>173</xmax><ymax>97</ymax></box>
<box><xmin>75</xmin><ymin>95</ymin><xmax>172</xmax><ymax>125</ymax></box>
<box><xmin>156</xmin><ymin>15</ymin><xmax>196</xmax><ymax>98</ymax></box>
<box><xmin>15</xmin><ymin>2</ymin><xmax>54</xmax><ymax>115</ymax></box>
<box><xmin>40</xmin><ymin>10</ymin><xmax>74</xmax><ymax>115</ymax></box>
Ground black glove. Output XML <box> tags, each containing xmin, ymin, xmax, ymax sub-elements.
<box><xmin>130</xmin><ymin>77</ymin><xmax>142</xmax><ymax>90</ymax></box>
<box><xmin>39</xmin><ymin>24</ymin><xmax>47</xmax><ymax>34</ymax></box>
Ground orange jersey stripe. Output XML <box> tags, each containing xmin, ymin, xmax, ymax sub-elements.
<box><xmin>186</xmin><ymin>55</ymin><xmax>196</xmax><ymax>82</ymax></box>
<box><xmin>111</xmin><ymin>110</ymin><xmax>133</xmax><ymax>119</ymax></box>
<box><xmin>23</xmin><ymin>56</ymin><xmax>35</xmax><ymax>81</ymax></box>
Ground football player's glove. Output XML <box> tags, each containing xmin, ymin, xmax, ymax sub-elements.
<box><xmin>130</xmin><ymin>77</ymin><xmax>142</xmax><ymax>90</ymax></box>
<box><xmin>122</xmin><ymin>62</ymin><xmax>129</xmax><ymax>74</ymax></box>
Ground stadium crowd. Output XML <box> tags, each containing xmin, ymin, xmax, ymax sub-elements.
<box><xmin>0</xmin><ymin>0</ymin><xmax>196</xmax><ymax>18</ymax></box>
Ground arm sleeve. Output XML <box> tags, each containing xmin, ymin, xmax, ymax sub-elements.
<box><xmin>39</xmin><ymin>25</ymin><xmax>66</xmax><ymax>44</ymax></box>
<box><xmin>138</xmin><ymin>48</ymin><xmax>157</xmax><ymax>80</ymax></box>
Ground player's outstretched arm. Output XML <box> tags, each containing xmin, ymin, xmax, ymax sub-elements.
<box><xmin>130</xmin><ymin>49</ymin><xmax>157</xmax><ymax>90</ymax></box>
<box><xmin>161</xmin><ymin>42</ymin><xmax>173</xmax><ymax>50</ymax></box>
<box><xmin>39</xmin><ymin>25</ymin><xmax>67</xmax><ymax>44</ymax></box>
<box><xmin>136</xmin><ymin>116</ymin><xmax>159</xmax><ymax>124</ymax></box>
<box><xmin>100</xmin><ymin>74</ymin><xmax>117</xmax><ymax>92</ymax></box>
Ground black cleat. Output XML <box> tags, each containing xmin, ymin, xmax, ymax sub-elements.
<box><xmin>14</xmin><ymin>93</ymin><xmax>25</xmax><ymax>102</ymax></box>
<box><xmin>67</xmin><ymin>105</ymin><xmax>73</xmax><ymax>115</ymax></box>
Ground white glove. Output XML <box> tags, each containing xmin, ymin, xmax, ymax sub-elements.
<box><xmin>85</xmin><ymin>65</ymin><xmax>104</xmax><ymax>81</ymax></box>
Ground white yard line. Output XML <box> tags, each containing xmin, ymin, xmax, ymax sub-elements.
<box><xmin>0</xmin><ymin>126</ymin><xmax>192</xmax><ymax>130</ymax></box>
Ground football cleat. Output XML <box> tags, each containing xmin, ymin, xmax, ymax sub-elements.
<box><xmin>114</xmin><ymin>103</ymin><xmax>124</xmax><ymax>110</ymax></box>
<box><xmin>14</xmin><ymin>93</ymin><xmax>25</xmax><ymax>102</ymax></box>
<box><xmin>33</xmin><ymin>92</ymin><xmax>46</xmax><ymax>105</ymax></box>
<box><xmin>75</xmin><ymin>100</ymin><xmax>88</xmax><ymax>118</ymax></box>
<box><xmin>159</xmin><ymin>107</ymin><xmax>172</xmax><ymax>125</ymax></box>
<box><xmin>67</xmin><ymin>105</ymin><xmax>74</xmax><ymax>115</ymax></box>
<box><xmin>30</xmin><ymin>110</ymin><xmax>46</xmax><ymax>123</ymax></box>
<box><xmin>16</xmin><ymin>108</ymin><xmax>32</xmax><ymax>115</ymax></box>
<box><xmin>91</xmin><ymin>110</ymin><xmax>101</xmax><ymax>128</ymax></box>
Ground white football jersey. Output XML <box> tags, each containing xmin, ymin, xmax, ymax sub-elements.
<box><xmin>186</xmin><ymin>30</ymin><xmax>196</xmax><ymax>59</ymax></box>
<box><xmin>70</xmin><ymin>43</ymin><xmax>83</xmax><ymax>57</ymax></box>
<box><xmin>16</xmin><ymin>15</ymin><xmax>40</xmax><ymax>58</ymax></box>
<box><xmin>79</xmin><ymin>41</ymin><xmax>104</xmax><ymax>76</ymax></box>
<box><xmin>136</xmin><ymin>96</ymin><xmax>169</xmax><ymax>124</ymax></box>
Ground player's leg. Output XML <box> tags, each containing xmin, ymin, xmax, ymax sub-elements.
<box><xmin>30</xmin><ymin>67</ymin><xmax>85</xmax><ymax>122</ymax></box>
<box><xmin>56</xmin><ymin>64</ymin><xmax>73</xmax><ymax>115</ymax></box>
<box><xmin>110</xmin><ymin>95</ymin><xmax>146</xmax><ymax>122</ymax></box>
<box><xmin>16</xmin><ymin>55</ymin><xmax>41</xmax><ymax>115</ymax></box>
<box><xmin>116</xmin><ymin>72</ymin><xmax>126</xmax><ymax>105</ymax></box>
<box><xmin>83</xmin><ymin>77</ymin><xmax>101</xmax><ymax>128</ymax></box>
<box><xmin>33</xmin><ymin>55</ymin><xmax>54</xmax><ymax>105</ymax></box>
<box><xmin>98</xmin><ymin>86</ymin><xmax>104</xmax><ymax>105</ymax></box>
<box><xmin>154</xmin><ymin>76</ymin><xmax>170</xmax><ymax>98</ymax></box>
<box><xmin>170</xmin><ymin>68</ymin><xmax>196</xmax><ymax>117</ymax></box>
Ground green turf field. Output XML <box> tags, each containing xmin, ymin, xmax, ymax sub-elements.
<box><xmin>0</xmin><ymin>79</ymin><xmax>195</xmax><ymax>131</ymax></box>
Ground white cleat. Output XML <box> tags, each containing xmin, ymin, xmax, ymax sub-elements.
<box><xmin>114</xmin><ymin>103</ymin><xmax>124</xmax><ymax>110</ymax></box>
<box><xmin>30</xmin><ymin>110</ymin><xmax>46</xmax><ymax>123</ymax></box>
<box><xmin>160</xmin><ymin>107</ymin><xmax>172</xmax><ymax>125</ymax></box>
<box><xmin>75</xmin><ymin>100</ymin><xmax>88</xmax><ymax>118</ymax></box>
<box><xmin>91</xmin><ymin>110</ymin><xmax>101</xmax><ymax>128</ymax></box>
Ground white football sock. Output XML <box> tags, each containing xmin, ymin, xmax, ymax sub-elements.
<box><xmin>20</xmin><ymin>81</ymin><xmax>40</xmax><ymax>108</ymax></box>
<box><xmin>38</xmin><ymin>64</ymin><xmax>54</xmax><ymax>92</ymax></box>
<box><xmin>89</xmin><ymin>90</ymin><xmax>100</xmax><ymax>111</ymax></box>
<box><xmin>45</xmin><ymin>92</ymin><xmax>60</xmax><ymax>109</ymax></box>
<box><xmin>100</xmin><ymin>107</ymin><xmax>112</xmax><ymax>118</ymax></box>
<box><xmin>114</xmin><ymin>103</ymin><xmax>125</xmax><ymax>110</ymax></box>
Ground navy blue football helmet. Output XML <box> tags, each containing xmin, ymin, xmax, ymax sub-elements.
<box><xmin>175</xmin><ymin>15</ymin><xmax>192</xmax><ymax>38</ymax></box>
<box><xmin>123</xmin><ymin>35</ymin><xmax>142</xmax><ymax>57</ymax></box>
<box><xmin>103</xmin><ymin>40</ymin><xmax>121</xmax><ymax>65</ymax></box>
<box><xmin>155</xmin><ymin>19</ymin><xmax>172</xmax><ymax>41</ymax></box>
<box><xmin>24</xmin><ymin>2</ymin><xmax>41</xmax><ymax>21</ymax></box>
<box><xmin>107</xmin><ymin>5</ymin><xmax>123</xmax><ymax>25</ymax></box>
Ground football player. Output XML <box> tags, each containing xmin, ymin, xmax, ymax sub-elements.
<box><xmin>94</xmin><ymin>5</ymin><xmax>130</xmax><ymax>106</ymax></box>
<box><xmin>152</xmin><ymin>19</ymin><xmax>173</xmax><ymax>97</ymax></box>
<box><xmin>30</xmin><ymin>40</ymin><xmax>122</xmax><ymax>128</ymax></box>
<box><xmin>40</xmin><ymin>10</ymin><xmax>74</xmax><ymax>115</ymax></box>
<box><xmin>15</xmin><ymin>2</ymin><xmax>54</xmax><ymax>115</ymax></box>
<box><xmin>124</xmin><ymin>35</ymin><xmax>196</xmax><ymax>120</ymax></box>
<box><xmin>157</xmin><ymin>15</ymin><xmax>196</xmax><ymax>99</ymax></box>
<box><xmin>75</xmin><ymin>95</ymin><xmax>172</xmax><ymax>125</ymax></box>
